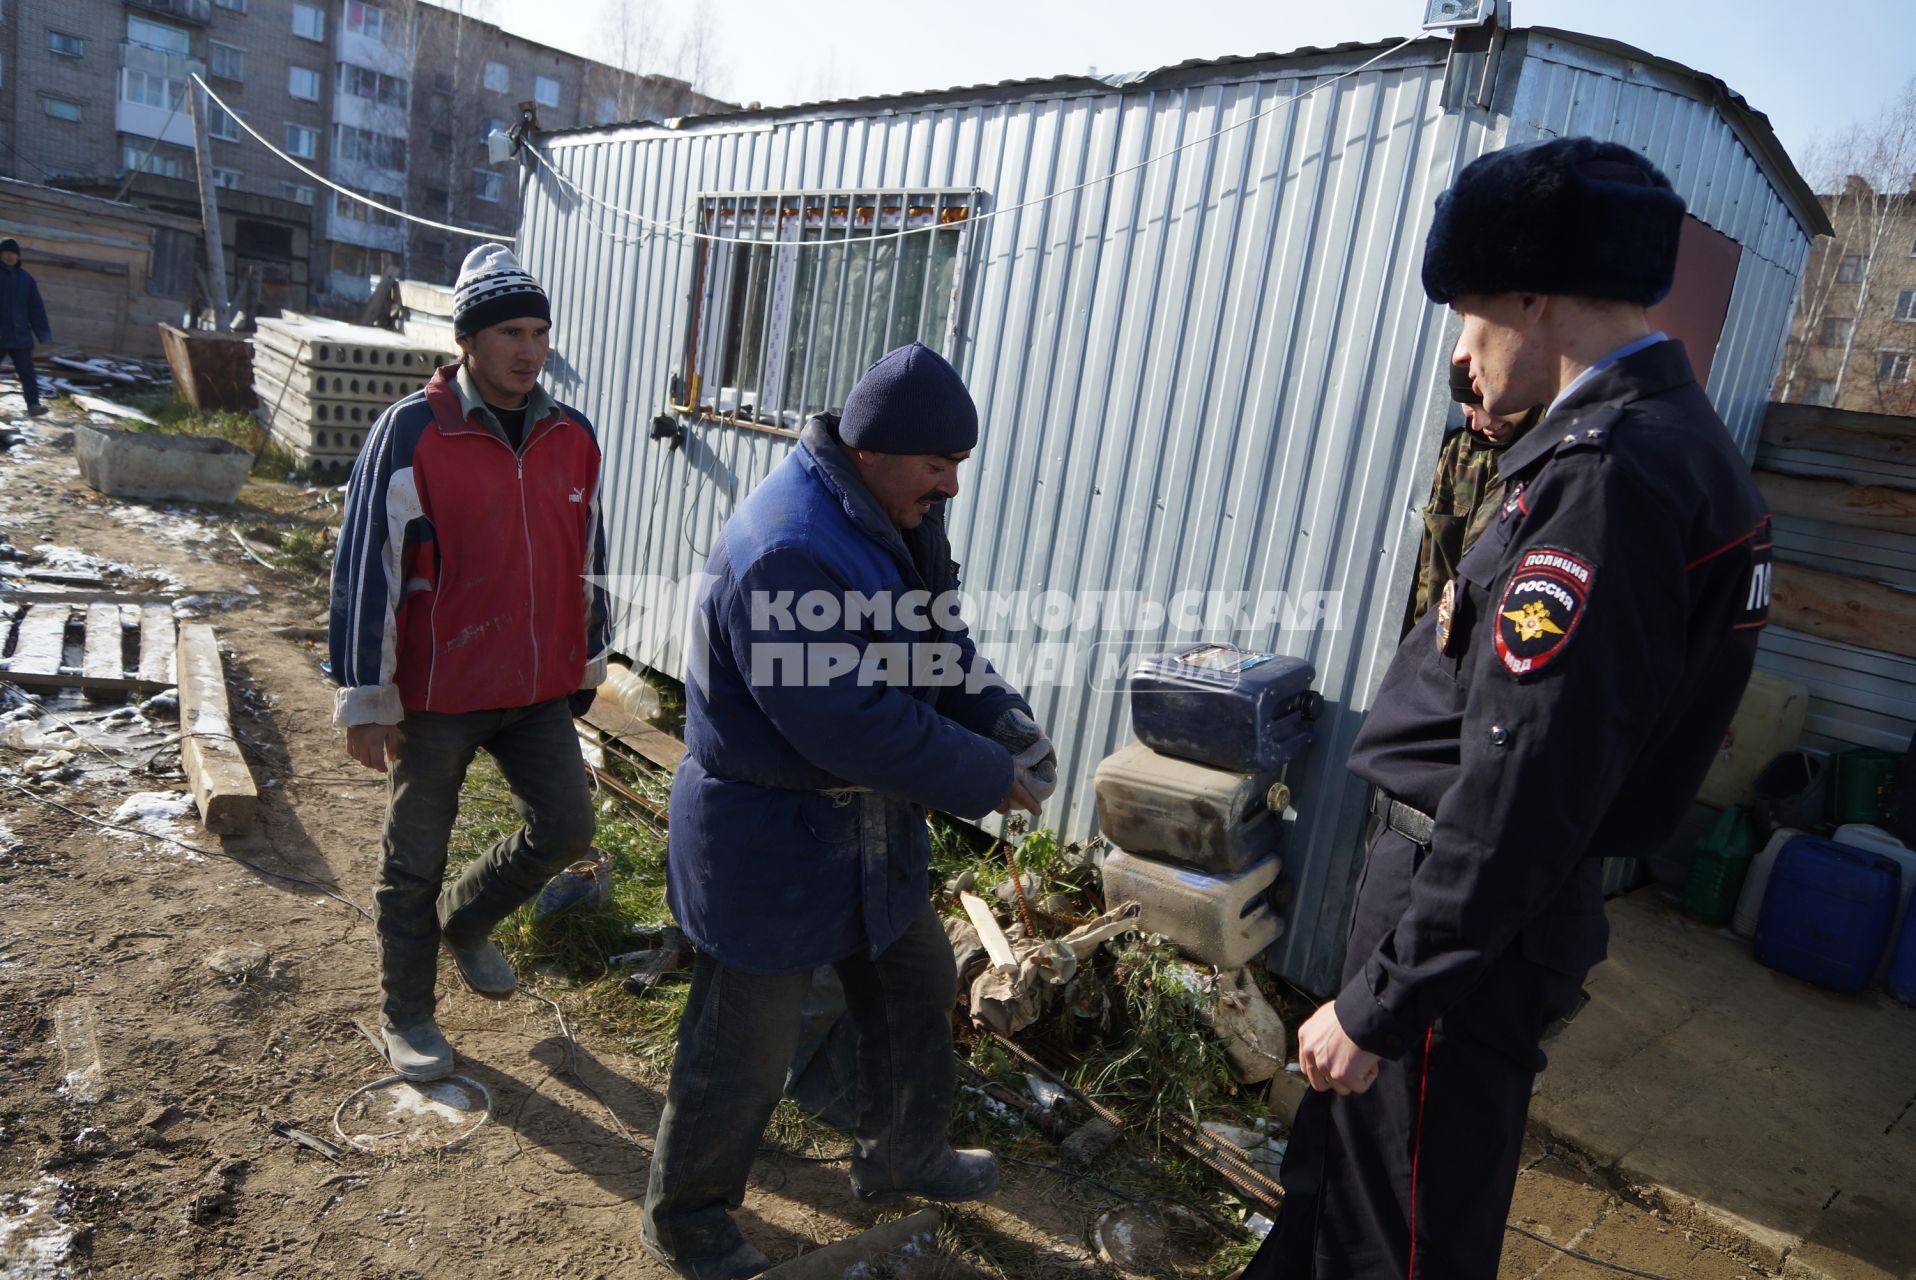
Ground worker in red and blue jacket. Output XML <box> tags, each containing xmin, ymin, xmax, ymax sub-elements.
<box><xmin>329</xmin><ymin>242</ymin><xmax>609</xmax><ymax>1082</ymax></box>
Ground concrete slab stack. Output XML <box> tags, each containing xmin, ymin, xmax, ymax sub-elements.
<box><xmin>252</xmin><ymin>317</ymin><xmax>452</xmax><ymax>475</ymax></box>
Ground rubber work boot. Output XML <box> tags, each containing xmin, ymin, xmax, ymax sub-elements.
<box><xmin>851</xmin><ymin>1147</ymin><xmax>1000</xmax><ymax>1204</ymax></box>
<box><xmin>444</xmin><ymin>936</ymin><xmax>517</xmax><ymax>999</ymax></box>
<box><xmin>25</xmin><ymin>403</ymin><xmax>49</xmax><ymax>418</ymax></box>
<box><xmin>640</xmin><ymin>1232</ymin><xmax>770</xmax><ymax>1280</ymax></box>
<box><xmin>383</xmin><ymin>1019</ymin><xmax>454</xmax><ymax>1081</ymax></box>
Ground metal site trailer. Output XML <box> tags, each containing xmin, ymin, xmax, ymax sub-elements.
<box><xmin>514</xmin><ymin>26</ymin><xmax>1826</xmax><ymax>991</ymax></box>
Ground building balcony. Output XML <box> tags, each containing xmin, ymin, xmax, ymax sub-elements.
<box><xmin>126</xmin><ymin>0</ymin><xmax>212</xmax><ymax>25</ymax></box>
<box><xmin>326</xmin><ymin>211</ymin><xmax>405</xmax><ymax>254</ymax></box>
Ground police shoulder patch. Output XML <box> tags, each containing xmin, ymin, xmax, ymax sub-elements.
<box><xmin>1494</xmin><ymin>547</ymin><xmax>1594</xmax><ymax>678</ymax></box>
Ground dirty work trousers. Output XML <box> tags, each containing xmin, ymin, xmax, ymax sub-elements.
<box><xmin>374</xmin><ymin>697</ymin><xmax>595</xmax><ymax>1026</ymax></box>
<box><xmin>642</xmin><ymin>901</ymin><xmax>958</xmax><ymax>1264</ymax></box>
<box><xmin>1244</xmin><ymin>828</ymin><xmax>1590</xmax><ymax>1280</ymax></box>
<box><xmin>4</xmin><ymin>348</ymin><xmax>40</xmax><ymax>407</ymax></box>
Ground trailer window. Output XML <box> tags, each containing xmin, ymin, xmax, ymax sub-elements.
<box><xmin>679</xmin><ymin>189</ymin><xmax>979</xmax><ymax>428</ymax></box>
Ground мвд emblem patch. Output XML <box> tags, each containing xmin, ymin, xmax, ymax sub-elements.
<box><xmin>1494</xmin><ymin>548</ymin><xmax>1593</xmax><ymax>678</ymax></box>
<box><xmin>1435</xmin><ymin>578</ymin><xmax>1457</xmax><ymax>655</ymax></box>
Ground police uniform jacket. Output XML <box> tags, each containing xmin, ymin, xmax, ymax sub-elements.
<box><xmin>1339</xmin><ymin>339</ymin><xmax>1771</xmax><ymax>1062</ymax></box>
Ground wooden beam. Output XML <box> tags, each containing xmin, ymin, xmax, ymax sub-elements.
<box><xmin>3</xmin><ymin>604</ymin><xmax>71</xmax><ymax>676</ymax></box>
<box><xmin>176</xmin><ymin>623</ymin><xmax>258</xmax><ymax>835</ymax></box>
<box><xmin>581</xmin><ymin>697</ymin><xmax>685</xmax><ymax>771</ymax></box>
<box><xmin>138</xmin><ymin>605</ymin><xmax>176</xmax><ymax>686</ymax></box>
<box><xmin>1771</xmin><ymin>561</ymin><xmax>1916</xmax><ymax>662</ymax></box>
<box><xmin>80</xmin><ymin>603</ymin><xmax>130</xmax><ymax>694</ymax></box>
<box><xmin>1756</xmin><ymin>468</ymin><xmax>1916</xmax><ymax>535</ymax></box>
<box><xmin>1761</xmin><ymin>401</ymin><xmax>1916</xmax><ymax>469</ymax></box>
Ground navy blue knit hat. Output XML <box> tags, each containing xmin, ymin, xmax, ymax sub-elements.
<box><xmin>1422</xmin><ymin>137</ymin><xmax>1686</xmax><ymax>307</ymax></box>
<box><xmin>839</xmin><ymin>343</ymin><xmax>978</xmax><ymax>454</ymax></box>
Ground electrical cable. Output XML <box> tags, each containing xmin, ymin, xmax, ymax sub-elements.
<box><xmin>519</xmin><ymin>34</ymin><xmax>1424</xmax><ymax>251</ymax></box>
<box><xmin>188</xmin><ymin>75</ymin><xmax>512</xmax><ymax>243</ymax></box>
<box><xmin>1502</xmin><ymin>1223</ymin><xmax>1687</xmax><ymax>1280</ymax></box>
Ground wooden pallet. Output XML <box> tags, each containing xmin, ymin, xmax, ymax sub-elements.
<box><xmin>0</xmin><ymin>598</ymin><xmax>176</xmax><ymax>693</ymax></box>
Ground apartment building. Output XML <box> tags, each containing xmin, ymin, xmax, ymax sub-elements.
<box><xmin>1775</xmin><ymin>174</ymin><xmax>1916</xmax><ymax>418</ymax></box>
<box><xmin>0</xmin><ymin>0</ymin><xmax>722</xmax><ymax>303</ymax></box>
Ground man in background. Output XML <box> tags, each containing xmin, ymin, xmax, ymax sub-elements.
<box><xmin>0</xmin><ymin>237</ymin><xmax>52</xmax><ymax>419</ymax></box>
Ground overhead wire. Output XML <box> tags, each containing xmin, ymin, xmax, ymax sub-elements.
<box><xmin>518</xmin><ymin>33</ymin><xmax>1424</xmax><ymax>251</ymax></box>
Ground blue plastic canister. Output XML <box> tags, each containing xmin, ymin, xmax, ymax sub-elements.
<box><xmin>1753</xmin><ymin>836</ymin><xmax>1899</xmax><ymax>994</ymax></box>
<box><xmin>1129</xmin><ymin>644</ymin><xmax>1321</xmax><ymax>772</ymax></box>
<box><xmin>1888</xmin><ymin>886</ymin><xmax>1916</xmax><ymax>1008</ymax></box>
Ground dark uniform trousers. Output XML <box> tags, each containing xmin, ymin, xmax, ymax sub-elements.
<box><xmin>1247</xmin><ymin>340</ymin><xmax>1771</xmax><ymax>1280</ymax></box>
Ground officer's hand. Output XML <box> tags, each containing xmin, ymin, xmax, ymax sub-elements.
<box><xmin>1296</xmin><ymin>1001</ymin><xmax>1382</xmax><ymax>1096</ymax></box>
<box><xmin>345</xmin><ymin>723</ymin><xmax>400</xmax><ymax>773</ymax></box>
<box><xmin>567</xmin><ymin>687</ymin><xmax>599</xmax><ymax>719</ymax></box>
<box><xmin>997</xmin><ymin>769</ymin><xmax>1043</xmax><ymax>816</ymax></box>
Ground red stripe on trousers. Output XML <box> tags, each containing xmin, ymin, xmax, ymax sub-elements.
<box><xmin>1407</xmin><ymin>1025</ymin><xmax>1435</xmax><ymax>1280</ymax></box>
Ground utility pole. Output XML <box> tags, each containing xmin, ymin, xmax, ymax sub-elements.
<box><xmin>187</xmin><ymin>79</ymin><xmax>233</xmax><ymax>329</ymax></box>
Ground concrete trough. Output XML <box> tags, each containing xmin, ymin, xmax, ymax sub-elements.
<box><xmin>73</xmin><ymin>422</ymin><xmax>252</xmax><ymax>504</ymax></box>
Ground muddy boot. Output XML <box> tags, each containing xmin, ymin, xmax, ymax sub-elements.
<box><xmin>25</xmin><ymin>403</ymin><xmax>48</xmax><ymax>418</ymax></box>
<box><xmin>383</xmin><ymin>1019</ymin><xmax>454</xmax><ymax>1081</ymax></box>
<box><xmin>641</xmin><ymin>1231</ymin><xmax>769</xmax><ymax>1280</ymax></box>
<box><xmin>850</xmin><ymin>1147</ymin><xmax>999</xmax><ymax>1204</ymax></box>
<box><xmin>443</xmin><ymin>936</ymin><xmax>517</xmax><ymax>999</ymax></box>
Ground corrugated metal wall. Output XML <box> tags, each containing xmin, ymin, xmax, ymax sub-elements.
<box><xmin>516</xmin><ymin>34</ymin><xmax>1816</xmax><ymax>991</ymax></box>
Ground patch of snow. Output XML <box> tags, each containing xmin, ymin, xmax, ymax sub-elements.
<box><xmin>0</xmin><ymin>1177</ymin><xmax>77</xmax><ymax>1279</ymax></box>
<box><xmin>102</xmin><ymin>503</ymin><xmax>219</xmax><ymax>545</ymax></box>
<box><xmin>106</xmin><ymin>792</ymin><xmax>199</xmax><ymax>856</ymax></box>
<box><xmin>386</xmin><ymin>1080</ymin><xmax>484</xmax><ymax>1126</ymax></box>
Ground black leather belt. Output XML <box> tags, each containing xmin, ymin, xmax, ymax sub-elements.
<box><xmin>1370</xmin><ymin>791</ymin><xmax>1435</xmax><ymax>846</ymax></box>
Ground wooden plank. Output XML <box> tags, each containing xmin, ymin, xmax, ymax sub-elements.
<box><xmin>81</xmin><ymin>603</ymin><xmax>127</xmax><ymax>686</ymax></box>
<box><xmin>1756</xmin><ymin>468</ymin><xmax>1916</xmax><ymax>536</ymax></box>
<box><xmin>176</xmin><ymin>623</ymin><xmax>258</xmax><ymax>835</ymax></box>
<box><xmin>0</xmin><ymin>590</ymin><xmax>169</xmax><ymax>607</ymax></box>
<box><xmin>2</xmin><ymin>604</ymin><xmax>71</xmax><ymax>676</ymax></box>
<box><xmin>138</xmin><ymin>606</ymin><xmax>176</xmax><ymax>686</ymax></box>
<box><xmin>1761</xmin><ymin>402</ymin><xmax>1916</xmax><ymax>470</ymax></box>
<box><xmin>1771</xmin><ymin>561</ymin><xmax>1916</xmax><ymax>663</ymax></box>
<box><xmin>581</xmin><ymin>698</ymin><xmax>685</xmax><ymax>771</ymax></box>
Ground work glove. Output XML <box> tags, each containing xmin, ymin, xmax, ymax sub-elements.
<box><xmin>992</xmin><ymin>707</ymin><xmax>1058</xmax><ymax>805</ymax></box>
<box><xmin>567</xmin><ymin>687</ymin><xmax>599</xmax><ymax>719</ymax></box>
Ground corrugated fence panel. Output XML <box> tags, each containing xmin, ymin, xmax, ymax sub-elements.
<box><xmin>517</xmin><ymin>35</ymin><xmax>1814</xmax><ymax>992</ymax></box>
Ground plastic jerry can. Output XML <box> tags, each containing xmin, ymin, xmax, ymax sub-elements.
<box><xmin>1732</xmin><ymin>828</ymin><xmax>1799</xmax><ymax>939</ymax></box>
<box><xmin>1094</xmin><ymin>739</ymin><xmax>1288</xmax><ymax>874</ymax></box>
<box><xmin>1753</xmin><ymin>836</ymin><xmax>1900</xmax><ymax>994</ymax></box>
<box><xmin>1681</xmin><ymin>806</ymin><xmax>1754</xmax><ymax>927</ymax></box>
<box><xmin>1695</xmin><ymin>670</ymin><xmax>1808</xmax><ymax>809</ymax></box>
<box><xmin>1098</xmin><ymin>845</ymin><xmax>1282</xmax><ymax>970</ymax></box>
<box><xmin>1831</xmin><ymin>824</ymin><xmax>1916</xmax><ymax>978</ymax></box>
<box><xmin>1887</xmin><ymin>886</ymin><xmax>1916</xmax><ymax>1008</ymax></box>
<box><xmin>1828</xmin><ymin>749</ymin><xmax>1904</xmax><ymax>826</ymax></box>
<box><xmin>1129</xmin><ymin>644</ymin><xmax>1321</xmax><ymax>773</ymax></box>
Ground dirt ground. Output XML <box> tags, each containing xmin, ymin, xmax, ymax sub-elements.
<box><xmin>0</xmin><ymin>399</ymin><xmax>1779</xmax><ymax>1280</ymax></box>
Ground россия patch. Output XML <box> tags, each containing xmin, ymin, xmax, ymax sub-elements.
<box><xmin>1494</xmin><ymin>547</ymin><xmax>1594</xmax><ymax>678</ymax></box>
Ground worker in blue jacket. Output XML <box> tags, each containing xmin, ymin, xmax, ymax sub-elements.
<box><xmin>0</xmin><ymin>237</ymin><xmax>53</xmax><ymax>418</ymax></box>
<box><xmin>1248</xmin><ymin>138</ymin><xmax>1771</xmax><ymax>1278</ymax></box>
<box><xmin>642</xmin><ymin>342</ymin><xmax>1056</xmax><ymax>1280</ymax></box>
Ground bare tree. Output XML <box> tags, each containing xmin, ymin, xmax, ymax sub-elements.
<box><xmin>675</xmin><ymin>0</ymin><xmax>728</xmax><ymax>103</ymax></box>
<box><xmin>1778</xmin><ymin>77</ymin><xmax>1916</xmax><ymax>416</ymax></box>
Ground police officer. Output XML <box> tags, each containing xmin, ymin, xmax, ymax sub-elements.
<box><xmin>1405</xmin><ymin>364</ymin><xmax>1542</xmax><ymax>629</ymax></box>
<box><xmin>1247</xmin><ymin>137</ymin><xmax>1772</xmax><ymax>1279</ymax></box>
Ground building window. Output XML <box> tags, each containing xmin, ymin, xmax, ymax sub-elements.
<box><xmin>1835</xmin><ymin>254</ymin><xmax>1867</xmax><ymax>284</ymax></box>
<box><xmin>473</xmin><ymin>169</ymin><xmax>502</xmax><ymax>203</ymax></box>
<box><xmin>483</xmin><ymin>61</ymin><xmax>508</xmax><ymax>93</ymax></box>
<box><xmin>283</xmin><ymin>181</ymin><xmax>316</xmax><ymax>205</ymax></box>
<box><xmin>1815</xmin><ymin>316</ymin><xmax>1852</xmax><ymax>347</ymax></box>
<box><xmin>42</xmin><ymin>96</ymin><xmax>82</xmax><ymax>123</ymax></box>
<box><xmin>534</xmin><ymin>75</ymin><xmax>560</xmax><ymax>107</ymax></box>
<box><xmin>122</xmin><ymin>67</ymin><xmax>185</xmax><ymax>110</ymax></box>
<box><xmin>1880</xmin><ymin>352</ymin><xmax>1912</xmax><ymax>384</ymax></box>
<box><xmin>334</xmin><ymin>188</ymin><xmax>401</xmax><ymax>229</ymax></box>
<box><xmin>123</xmin><ymin>142</ymin><xmax>188</xmax><ymax>179</ymax></box>
<box><xmin>47</xmin><ymin>31</ymin><xmax>84</xmax><ymax>58</ymax></box>
<box><xmin>292</xmin><ymin>3</ymin><xmax>325</xmax><ymax>42</ymax></box>
<box><xmin>418</xmin><ymin>237</ymin><xmax>446</xmax><ymax>261</ymax></box>
<box><xmin>334</xmin><ymin>123</ymin><xmax>406</xmax><ymax>171</ymax></box>
<box><xmin>210</xmin><ymin>42</ymin><xmax>245</xmax><ymax>81</ymax></box>
<box><xmin>212</xmin><ymin>167</ymin><xmax>242</xmax><ymax>190</ymax></box>
<box><xmin>127</xmin><ymin>15</ymin><xmax>191</xmax><ymax>56</ymax></box>
<box><xmin>426</xmin><ymin>185</ymin><xmax>448</xmax><ymax>208</ymax></box>
<box><xmin>207</xmin><ymin>105</ymin><xmax>243</xmax><ymax>141</ymax></box>
<box><xmin>1898</xmin><ymin>289</ymin><xmax>1916</xmax><ymax>322</ymax></box>
<box><xmin>681</xmin><ymin>190</ymin><xmax>980</xmax><ymax>425</ymax></box>
<box><xmin>1804</xmin><ymin>378</ymin><xmax>1837</xmax><ymax>407</ymax></box>
<box><xmin>288</xmin><ymin>65</ymin><xmax>321</xmax><ymax>101</ymax></box>
<box><xmin>344</xmin><ymin>1</ymin><xmax>384</xmax><ymax>40</ymax></box>
<box><xmin>596</xmin><ymin>95</ymin><xmax>618</xmax><ymax>124</ymax></box>
<box><xmin>429</xmin><ymin>129</ymin><xmax>451</xmax><ymax>152</ymax></box>
<box><xmin>285</xmin><ymin>123</ymin><xmax>319</xmax><ymax>158</ymax></box>
<box><xmin>338</xmin><ymin>64</ymin><xmax>408</xmax><ymax>110</ymax></box>
<box><xmin>214</xmin><ymin>0</ymin><xmax>248</xmax><ymax>11</ymax></box>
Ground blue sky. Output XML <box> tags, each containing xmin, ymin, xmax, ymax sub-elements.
<box><xmin>483</xmin><ymin>0</ymin><xmax>1913</xmax><ymax>183</ymax></box>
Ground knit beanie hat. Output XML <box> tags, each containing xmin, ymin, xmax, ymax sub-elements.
<box><xmin>453</xmin><ymin>242</ymin><xmax>549</xmax><ymax>337</ymax></box>
<box><xmin>839</xmin><ymin>343</ymin><xmax>978</xmax><ymax>454</ymax></box>
<box><xmin>1421</xmin><ymin>137</ymin><xmax>1686</xmax><ymax>307</ymax></box>
<box><xmin>0</xmin><ymin>238</ymin><xmax>19</xmax><ymax>257</ymax></box>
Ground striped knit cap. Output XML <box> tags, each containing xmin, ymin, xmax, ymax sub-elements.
<box><xmin>452</xmin><ymin>242</ymin><xmax>549</xmax><ymax>337</ymax></box>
